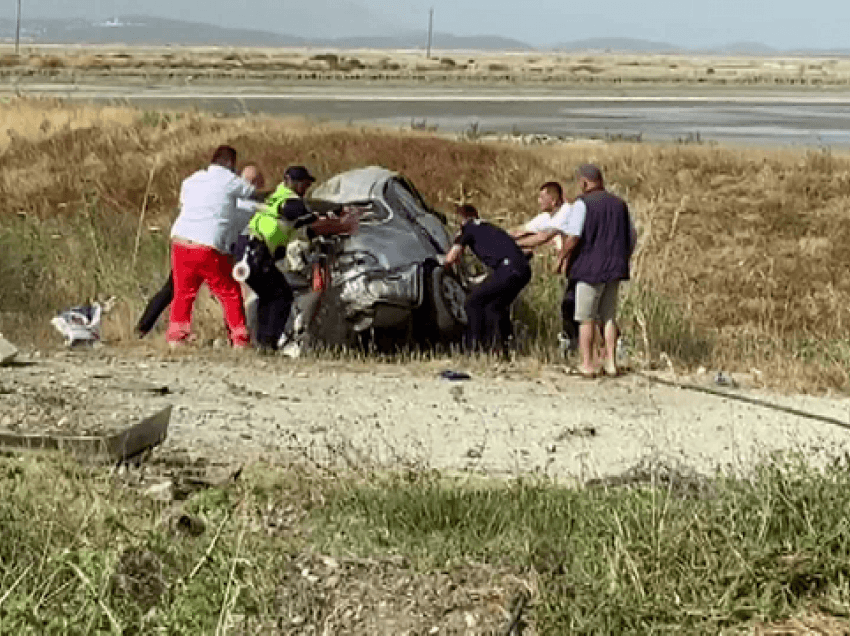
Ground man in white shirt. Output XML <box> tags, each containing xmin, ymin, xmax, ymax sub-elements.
<box><xmin>166</xmin><ymin>146</ymin><xmax>266</xmax><ymax>348</ymax></box>
<box><xmin>136</xmin><ymin>164</ymin><xmax>264</xmax><ymax>339</ymax></box>
<box><xmin>512</xmin><ymin>181</ymin><xmax>580</xmax><ymax>351</ymax></box>
<box><xmin>511</xmin><ymin>181</ymin><xmax>565</xmax><ymax>253</ymax></box>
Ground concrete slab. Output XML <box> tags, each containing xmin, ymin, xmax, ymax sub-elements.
<box><xmin>0</xmin><ymin>335</ymin><xmax>18</xmax><ymax>366</ymax></box>
<box><xmin>0</xmin><ymin>405</ymin><xmax>172</xmax><ymax>463</ymax></box>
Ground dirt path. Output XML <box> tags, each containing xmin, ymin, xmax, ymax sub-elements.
<box><xmin>3</xmin><ymin>346</ymin><xmax>850</xmax><ymax>481</ymax></box>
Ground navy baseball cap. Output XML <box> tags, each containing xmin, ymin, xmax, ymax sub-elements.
<box><xmin>284</xmin><ymin>165</ymin><xmax>316</xmax><ymax>183</ymax></box>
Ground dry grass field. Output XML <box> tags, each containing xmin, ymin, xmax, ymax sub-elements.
<box><xmin>2</xmin><ymin>44</ymin><xmax>850</xmax><ymax>88</ymax></box>
<box><xmin>0</xmin><ymin>96</ymin><xmax>848</xmax><ymax>391</ymax></box>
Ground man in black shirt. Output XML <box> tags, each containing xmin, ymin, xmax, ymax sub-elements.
<box><xmin>444</xmin><ymin>204</ymin><xmax>531</xmax><ymax>353</ymax></box>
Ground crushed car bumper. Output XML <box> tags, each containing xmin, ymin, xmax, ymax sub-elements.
<box><xmin>337</xmin><ymin>262</ymin><xmax>422</xmax><ymax>330</ymax></box>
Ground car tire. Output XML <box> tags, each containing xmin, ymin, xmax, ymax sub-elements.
<box><xmin>429</xmin><ymin>265</ymin><xmax>467</xmax><ymax>337</ymax></box>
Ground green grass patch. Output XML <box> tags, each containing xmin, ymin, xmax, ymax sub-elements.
<box><xmin>315</xmin><ymin>462</ymin><xmax>850</xmax><ymax>633</ymax></box>
<box><xmin>2</xmin><ymin>455</ymin><xmax>850</xmax><ymax>633</ymax></box>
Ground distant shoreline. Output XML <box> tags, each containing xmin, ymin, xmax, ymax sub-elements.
<box><xmin>7</xmin><ymin>81</ymin><xmax>850</xmax><ymax>148</ymax></box>
<box><xmin>8</xmin><ymin>82</ymin><xmax>850</xmax><ymax>102</ymax></box>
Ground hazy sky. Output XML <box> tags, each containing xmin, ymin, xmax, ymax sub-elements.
<box><xmin>5</xmin><ymin>0</ymin><xmax>850</xmax><ymax>49</ymax></box>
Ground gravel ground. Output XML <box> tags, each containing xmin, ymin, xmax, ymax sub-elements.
<box><xmin>3</xmin><ymin>345</ymin><xmax>849</xmax><ymax>481</ymax></box>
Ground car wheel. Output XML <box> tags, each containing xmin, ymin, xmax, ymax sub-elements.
<box><xmin>430</xmin><ymin>265</ymin><xmax>467</xmax><ymax>334</ymax></box>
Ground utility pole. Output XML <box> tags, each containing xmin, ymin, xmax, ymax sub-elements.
<box><xmin>426</xmin><ymin>7</ymin><xmax>433</xmax><ymax>59</ymax></box>
<box><xmin>15</xmin><ymin>0</ymin><xmax>22</xmax><ymax>55</ymax></box>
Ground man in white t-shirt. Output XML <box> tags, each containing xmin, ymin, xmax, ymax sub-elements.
<box><xmin>512</xmin><ymin>181</ymin><xmax>580</xmax><ymax>351</ymax></box>
<box><xmin>511</xmin><ymin>181</ymin><xmax>565</xmax><ymax>253</ymax></box>
<box><xmin>166</xmin><ymin>146</ymin><xmax>267</xmax><ymax>348</ymax></box>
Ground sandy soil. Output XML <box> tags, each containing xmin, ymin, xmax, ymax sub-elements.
<box><xmin>2</xmin><ymin>345</ymin><xmax>849</xmax><ymax>481</ymax></box>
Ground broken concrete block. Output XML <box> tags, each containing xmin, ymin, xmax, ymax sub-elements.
<box><xmin>0</xmin><ymin>335</ymin><xmax>18</xmax><ymax>366</ymax></box>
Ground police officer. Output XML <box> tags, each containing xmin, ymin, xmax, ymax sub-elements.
<box><xmin>232</xmin><ymin>165</ymin><xmax>357</xmax><ymax>351</ymax></box>
<box><xmin>444</xmin><ymin>204</ymin><xmax>532</xmax><ymax>353</ymax></box>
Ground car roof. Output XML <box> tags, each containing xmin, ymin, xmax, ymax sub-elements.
<box><xmin>311</xmin><ymin>166</ymin><xmax>397</xmax><ymax>203</ymax></box>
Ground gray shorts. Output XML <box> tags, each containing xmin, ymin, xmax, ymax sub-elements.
<box><xmin>574</xmin><ymin>280</ymin><xmax>621</xmax><ymax>324</ymax></box>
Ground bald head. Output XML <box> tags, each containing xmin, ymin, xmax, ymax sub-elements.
<box><xmin>576</xmin><ymin>163</ymin><xmax>604</xmax><ymax>194</ymax></box>
<box><xmin>241</xmin><ymin>164</ymin><xmax>265</xmax><ymax>189</ymax></box>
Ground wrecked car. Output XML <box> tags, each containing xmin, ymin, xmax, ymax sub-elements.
<box><xmin>246</xmin><ymin>166</ymin><xmax>469</xmax><ymax>352</ymax></box>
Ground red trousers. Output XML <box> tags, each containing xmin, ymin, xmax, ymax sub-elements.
<box><xmin>166</xmin><ymin>242</ymin><xmax>249</xmax><ymax>346</ymax></box>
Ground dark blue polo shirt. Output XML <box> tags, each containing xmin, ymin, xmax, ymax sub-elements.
<box><xmin>454</xmin><ymin>219</ymin><xmax>527</xmax><ymax>270</ymax></box>
<box><xmin>569</xmin><ymin>190</ymin><xmax>631</xmax><ymax>285</ymax></box>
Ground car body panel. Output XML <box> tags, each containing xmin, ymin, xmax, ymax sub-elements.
<box><xmin>286</xmin><ymin>166</ymin><xmax>466</xmax><ymax>345</ymax></box>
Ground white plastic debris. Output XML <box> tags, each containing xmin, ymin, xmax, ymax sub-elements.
<box><xmin>50</xmin><ymin>303</ymin><xmax>103</xmax><ymax>346</ymax></box>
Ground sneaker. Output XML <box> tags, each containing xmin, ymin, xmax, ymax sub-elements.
<box><xmin>557</xmin><ymin>332</ymin><xmax>574</xmax><ymax>355</ymax></box>
<box><xmin>281</xmin><ymin>340</ymin><xmax>302</xmax><ymax>359</ymax></box>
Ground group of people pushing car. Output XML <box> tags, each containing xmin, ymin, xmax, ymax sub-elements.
<box><xmin>138</xmin><ymin>145</ymin><xmax>635</xmax><ymax>378</ymax></box>
<box><xmin>449</xmin><ymin>163</ymin><xmax>636</xmax><ymax>378</ymax></box>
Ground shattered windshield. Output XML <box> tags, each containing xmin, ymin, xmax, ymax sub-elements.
<box><xmin>383</xmin><ymin>178</ymin><xmax>451</xmax><ymax>251</ymax></box>
<box><xmin>307</xmin><ymin>199</ymin><xmax>389</xmax><ymax>223</ymax></box>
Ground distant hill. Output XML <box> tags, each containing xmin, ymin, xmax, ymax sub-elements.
<box><xmin>552</xmin><ymin>36</ymin><xmax>850</xmax><ymax>57</ymax></box>
<box><xmin>552</xmin><ymin>37</ymin><xmax>679</xmax><ymax>54</ymax></box>
<box><xmin>552</xmin><ymin>36</ymin><xmax>779</xmax><ymax>55</ymax></box>
<box><xmin>0</xmin><ymin>15</ymin><xmax>532</xmax><ymax>51</ymax></box>
<box><xmin>0</xmin><ymin>16</ymin><xmax>311</xmax><ymax>47</ymax></box>
<box><xmin>2</xmin><ymin>16</ymin><xmax>848</xmax><ymax>57</ymax></box>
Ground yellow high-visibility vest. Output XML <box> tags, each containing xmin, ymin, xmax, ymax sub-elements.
<box><xmin>248</xmin><ymin>183</ymin><xmax>299</xmax><ymax>253</ymax></box>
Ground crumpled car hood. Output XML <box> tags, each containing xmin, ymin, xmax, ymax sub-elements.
<box><xmin>311</xmin><ymin>166</ymin><xmax>396</xmax><ymax>203</ymax></box>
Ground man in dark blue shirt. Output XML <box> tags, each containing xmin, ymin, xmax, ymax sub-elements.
<box><xmin>444</xmin><ymin>204</ymin><xmax>531</xmax><ymax>353</ymax></box>
<box><xmin>556</xmin><ymin>164</ymin><xmax>636</xmax><ymax>377</ymax></box>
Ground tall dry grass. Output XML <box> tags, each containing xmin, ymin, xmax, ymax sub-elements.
<box><xmin>0</xmin><ymin>97</ymin><xmax>848</xmax><ymax>390</ymax></box>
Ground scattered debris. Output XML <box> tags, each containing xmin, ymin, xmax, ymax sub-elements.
<box><xmin>50</xmin><ymin>303</ymin><xmax>104</xmax><ymax>346</ymax></box>
<box><xmin>714</xmin><ymin>371</ymin><xmax>738</xmax><ymax>388</ymax></box>
<box><xmin>555</xmin><ymin>425</ymin><xmax>597</xmax><ymax>441</ymax></box>
<box><xmin>106</xmin><ymin>380</ymin><xmax>171</xmax><ymax>396</ymax></box>
<box><xmin>439</xmin><ymin>370</ymin><xmax>471</xmax><ymax>381</ymax></box>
